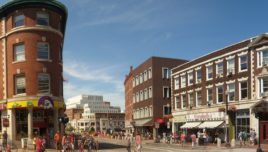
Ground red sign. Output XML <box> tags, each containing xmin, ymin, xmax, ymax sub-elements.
<box><xmin>156</xmin><ymin>118</ymin><xmax>165</xmax><ymax>124</ymax></box>
<box><xmin>3</xmin><ymin>118</ymin><xmax>9</xmax><ymax>127</ymax></box>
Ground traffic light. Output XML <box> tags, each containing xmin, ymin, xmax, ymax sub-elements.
<box><xmin>58</xmin><ymin>117</ymin><xmax>69</xmax><ymax>124</ymax></box>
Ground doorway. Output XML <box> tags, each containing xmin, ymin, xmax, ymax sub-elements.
<box><xmin>260</xmin><ymin>121</ymin><xmax>268</xmax><ymax>144</ymax></box>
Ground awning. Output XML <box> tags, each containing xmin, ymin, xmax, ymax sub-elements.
<box><xmin>180</xmin><ymin>122</ymin><xmax>201</xmax><ymax>129</ymax></box>
<box><xmin>198</xmin><ymin>121</ymin><xmax>224</xmax><ymax>129</ymax></box>
<box><xmin>135</xmin><ymin>119</ymin><xmax>153</xmax><ymax>127</ymax></box>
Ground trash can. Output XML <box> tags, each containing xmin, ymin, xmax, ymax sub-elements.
<box><xmin>21</xmin><ymin>138</ymin><xmax>28</xmax><ymax>148</ymax></box>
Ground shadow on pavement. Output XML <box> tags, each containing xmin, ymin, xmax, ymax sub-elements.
<box><xmin>99</xmin><ymin>142</ymin><xmax>127</xmax><ymax>150</ymax></box>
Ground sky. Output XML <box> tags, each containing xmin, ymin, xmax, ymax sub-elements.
<box><xmin>1</xmin><ymin>0</ymin><xmax>268</xmax><ymax>111</ymax></box>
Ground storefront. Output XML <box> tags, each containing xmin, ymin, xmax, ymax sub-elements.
<box><xmin>2</xmin><ymin>96</ymin><xmax>65</xmax><ymax>141</ymax></box>
<box><xmin>235</xmin><ymin>109</ymin><xmax>250</xmax><ymax>139</ymax></box>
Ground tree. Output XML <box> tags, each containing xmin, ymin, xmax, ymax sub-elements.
<box><xmin>65</xmin><ymin>123</ymin><xmax>74</xmax><ymax>134</ymax></box>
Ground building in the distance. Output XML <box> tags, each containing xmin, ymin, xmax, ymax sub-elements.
<box><xmin>128</xmin><ymin>56</ymin><xmax>187</xmax><ymax>137</ymax></box>
<box><xmin>66</xmin><ymin>94</ymin><xmax>122</xmax><ymax>132</ymax></box>
<box><xmin>0</xmin><ymin>0</ymin><xmax>67</xmax><ymax>140</ymax></box>
<box><xmin>171</xmin><ymin>33</ymin><xmax>268</xmax><ymax>144</ymax></box>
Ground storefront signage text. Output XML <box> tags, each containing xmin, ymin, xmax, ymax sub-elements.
<box><xmin>186</xmin><ymin>112</ymin><xmax>224</xmax><ymax>121</ymax></box>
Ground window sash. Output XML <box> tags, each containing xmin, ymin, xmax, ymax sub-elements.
<box><xmin>14</xmin><ymin>15</ymin><xmax>24</xmax><ymax>27</ymax></box>
<box><xmin>188</xmin><ymin>73</ymin><xmax>193</xmax><ymax>85</ymax></box>
<box><xmin>217</xmin><ymin>86</ymin><xmax>223</xmax><ymax>103</ymax></box>
<box><xmin>196</xmin><ymin>70</ymin><xmax>202</xmax><ymax>81</ymax></box>
<box><xmin>38</xmin><ymin>74</ymin><xmax>50</xmax><ymax>93</ymax></box>
<box><xmin>240</xmin><ymin>81</ymin><xmax>248</xmax><ymax>99</ymax></box>
<box><xmin>174</xmin><ymin>78</ymin><xmax>179</xmax><ymax>89</ymax></box>
<box><xmin>15</xmin><ymin>76</ymin><xmax>25</xmax><ymax>94</ymax></box>
<box><xmin>207</xmin><ymin>66</ymin><xmax>213</xmax><ymax>79</ymax></box>
<box><xmin>175</xmin><ymin>96</ymin><xmax>180</xmax><ymax>109</ymax></box>
<box><xmin>181</xmin><ymin>76</ymin><xmax>186</xmax><ymax>87</ymax></box>
<box><xmin>207</xmin><ymin>89</ymin><xmax>213</xmax><ymax>101</ymax></box>
<box><xmin>240</xmin><ymin>56</ymin><xmax>248</xmax><ymax>71</ymax></box>
<box><xmin>182</xmin><ymin>95</ymin><xmax>187</xmax><ymax>108</ymax></box>
<box><xmin>38</xmin><ymin>43</ymin><xmax>49</xmax><ymax>59</ymax></box>
<box><xmin>37</xmin><ymin>13</ymin><xmax>49</xmax><ymax>26</ymax></box>
<box><xmin>217</xmin><ymin>63</ymin><xmax>223</xmax><ymax>74</ymax></box>
<box><xmin>14</xmin><ymin>44</ymin><xmax>25</xmax><ymax>61</ymax></box>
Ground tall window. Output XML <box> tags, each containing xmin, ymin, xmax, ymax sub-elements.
<box><xmin>14</xmin><ymin>14</ymin><xmax>24</xmax><ymax>27</ymax></box>
<box><xmin>144</xmin><ymin>70</ymin><xmax>148</xmax><ymax>81</ymax></box>
<box><xmin>188</xmin><ymin>72</ymin><xmax>193</xmax><ymax>85</ymax></box>
<box><xmin>163</xmin><ymin>87</ymin><xmax>171</xmax><ymax>98</ymax></box>
<box><xmin>217</xmin><ymin>86</ymin><xmax>224</xmax><ymax>103</ymax></box>
<box><xmin>240</xmin><ymin>55</ymin><xmax>248</xmax><ymax>71</ymax></box>
<box><xmin>240</xmin><ymin>81</ymin><xmax>248</xmax><ymax>100</ymax></box>
<box><xmin>181</xmin><ymin>94</ymin><xmax>187</xmax><ymax>109</ymax></box>
<box><xmin>149</xmin><ymin>86</ymin><xmax>152</xmax><ymax>98</ymax></box>
<box><xmin>15</xmin><ymin>75</ymin><xmax>26</xmax><ymax>94</ymax></box>
<box><xmin>181</xmin><ymin>75</ymin><xmax>186</xmax><ymax>88</ymax></box>
<box><xmin>139</xmin><ymin>73</ymin><xmax>143</xmax><ymax>84</ymax></box>
<box><xmin>175</xmin><ymin>96</ymin><xmax>180</xmax><ymax>109</ymax></box>
<box><xmin>37</xmin><ymin>43</ymin><xmax>49</xmax><ymax>60</ymax></box>
<box><xmin>135</xmin><ymin>76</ymin><xmax>139</xmax><ymax>86</ymax></box>
<box><xmin>259</xmin><ymin>77</ymin><xmax>268</xmax><ymax>97</ymax></box>
<box><xmin>258</xmin><ymin>50</ymin><xmax>268</xmax><ymax>67</ymax></box>
<box><xmin>148</xmin><ymin>68</ymin><xmax>152</xmax><ymax>79</ymax></box>
<box><xmin>227</xmin><ymin>59</ymin><xmax>235</xmax><ymax>75</ymax></box>
<box><xmin>228</xmin><ymin>83</ymin><xmax>235</xmax><ymax>102</ymax></box>
<box><xmin>14</xmin><ymin>43</ymin><xmax>25</xmax><ymax>62</ymax></box>
<box><xmin>196</xmin><ymin>69</ymin><xmax>202</xmax><ymax>83</ymax></box>
<box><xmin>207</xmin><ymin>88</ymin><xmax>213</xmax><ymax>103</ymax></box>
<box><xmin>144</xmin><ymin>89</ymin><xmax>148</xmax><ymax>100</ymax></box>
<box><xmin>216</xmin><ymin>62</ymin><xmax>223</xmax><ymax>77</ymax></box>
<box><xmin>196</xmin><ymin>91</ymin><xmax>202</xmax><ymax>106</ymax></box>
<box><xmin>132</xmin><ymin>78</ymin><xmax>135</xmax><ymax>87</ymax></box>
<box><xmin>140</xmin><ymin>91</ymin><xmax>143</xmax><ymax>101</ymax></box>
<box><xmin>136</xmin><ymin>92</ymin><xmax>139</xmax><ymax>102</ymax></box>
<box><xmin>163</xmin><ymin>105</ymin><xmax>171</xmax><ymax>115</ymax></box>
<box><xmin>206</xmin><ymin>66</ymin><xmax>213</xmax><ymax>80</ymax></box>
<box><xmin>38</xmin><ymin>74</ymin><xmax>50</xmax><ymax>93</ymax></box>
<box><xmin>174</xmin><ymin>77</ymin><xmax>180</xmax><ymax>90</ymax></box>
<box><xmin>189</xmin><ymin>93</ymin><xmax>194</xmax><ymax>108</ymax></box>
<box><xmin>163</xmin><ymin>68</ymin><xmax>170</xmax><ymax>79</ymax></box>
<box><xmin>37</xmin><ymin>13</ymin><xmax>49</xmax><ymax>26</ymax></box>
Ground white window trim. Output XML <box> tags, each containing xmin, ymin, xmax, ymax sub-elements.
<box><xmin>181</xmin><ymin>75</ymin><xmax>186</xmax><ymax>88</ymax></box>
<box><xmin>207</xmin><ymin>88</ymin><xmax>213</xmax><ymax>105</ymax></box>
<box><xmin>239</xmin><ymin>81</ymin><xmax>248</xmax><ymax>101</ymax></box>
<box><xmin>175</xmin><ymin>95</ymin><xmax>180</xmax><ymax>110</ymax></box>
<box><xmin>188</xmin><ymin>72</ymin><xmax>193</xmax><ymax>86</ymax></box>
<box><xmin>188</xmin><ymin>93</ymin><xmax>194</xmax><ymax>108</ymax></box>
<box><xmin>216</xmin><ymin>86</ymin><xmax>224</xmax><ymax>104</ymax></box>
<box><xmin>37</xmin><ymin>73</ymin><xmax>50</xmax><ymax>94</ymax></box>
<box><xmin>216</xmin><ymin>62</ymin><xmax>223</xmax><ymax>78</ymax></box>
<box><xmin>163</xmin><ymin>86</ymin><xmax>170</xmax><ymax>98</ymax></box>
<box><xmin>227</xmin><ymin>83</ymin><xmax>235</xmax><ymax>102</ymax></box>
<box><xmin>181</xmin><ymin>95</ymin><xmax>187</xmax><ymax>109</ymax></box>
<box><xmin>195</xmin><ymin>91</ymin><xmax>201</xmax><ymax>107</ymax></box>
<box><xmin>162</xmin><ymin>67</ymin><xmax>170</xmax><ymax>79</ymax></box>
<box><xmin>238</xmin><ymin>55</ymin><xmax>248</xmax><ymax>72</ymax></box>
<box><xmin>196</xmin><ymin>69</ymin><xmax>202</xmax><ymax>84</ymax></box>
<box><xmin>206</xmin><ymin>65</ymin><xmax>213</xmax><ymax>80</ymax></box>
<box><xmin>227</xmin><ymin>58</ymin><xmax>235</xmax><ymax>76</ymax></box>
<box><xmin>174</xmin><ymin>77</ymin><xmax>180</xmax><ymax>90</ymax></box>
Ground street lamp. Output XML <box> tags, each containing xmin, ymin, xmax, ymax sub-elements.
<box><xmin>225</xmin><ymin>90</ymin><xmax>230</xmax><ymax>147</ymax></box>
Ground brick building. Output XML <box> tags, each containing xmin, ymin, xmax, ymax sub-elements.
<box><xmin>129</xmin><ymin>56</ymin><xmax>187</xmax><ymax>137</ymax></box>
<box><xmin>0</xmin><ymin>0</ymin><xmax>67</xmax><ymax>141</ymax></box>
<box><xmin>124</xmin><ymin>66</ymin><xmax>134</xmax><ymax>134</ymax></box>
<box><xmin>171</xmin><ymin>33</ymin><xmax>268</xmax><ymax>143</ymax></box>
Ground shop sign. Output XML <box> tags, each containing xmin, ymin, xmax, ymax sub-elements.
<box><xmin>186</xmin><ymin>112</ymin><xmax>224</xmax><ymax>121</ymax></box>
<box><xmin>38</xmin><ymin>96</ymin><xmax>54</xmax><ymax>109</ymax></box>
<box><xmin>2</xmin><ymin>118</ymin><xmax>9</xmax><ymax>127</ymax></box>
<box><xmin>155</xmin><ymin>118</ymin><xmax>165</xmax><ymax>124</ymax></box>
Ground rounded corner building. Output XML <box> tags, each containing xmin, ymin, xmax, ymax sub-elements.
<box><xmin>0</xmin><ymin>0</ymin><xmax>67</xmax><ymax>141</ymax></box>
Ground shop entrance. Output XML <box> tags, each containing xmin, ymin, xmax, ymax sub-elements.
<box><xmin>260</xmin><ymin>121</ymin><xmax>268</xmax><ymax>144</ymax></box>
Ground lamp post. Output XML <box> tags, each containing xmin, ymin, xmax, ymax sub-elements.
<box><xmin>225</xmin><ymin>90</ymin><xmax>230</xmax><ymax>147</ymax></box>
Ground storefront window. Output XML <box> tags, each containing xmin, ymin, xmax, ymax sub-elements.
<box><xmin>236</xmin><ymin>109</ymin><xmax>250</xmax><ymax>139</ymax></box>
<box><xmin>16</xmin><ymin>110</ymin><xmax>28</xmax><ymax>139</ymax></box>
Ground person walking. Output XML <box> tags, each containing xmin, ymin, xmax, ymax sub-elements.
<box><xmin>54</xmin><ymin>131</ymin><xmax>61</xmax><ymax>151</ymax></box>
<box><xmin>190</xmin><ymin>132</ymin><xmax>196</xmax><ymax>148</ymax></box>
<box><xmin>180</xmin><ymin>132</ymin><xmax>185</xmax><ymax>147</ymax></box>
<box><xmin>126</xmin><ymin>137</ymin><xmax>131</xmax><ymax>152</ymax></box>
<box><xmin>2</xmin><ymin>131</ymin><xmax>7</xmax><ymax>148</ymax></box>
<box><xmin>36</xmin><ymin>136</ymin><xmax>43</xmax><ymax>152</ymax></box>
<box><xmin>135</xmin><ymin>132</ymin><xmax>142</xmax><ymax>152</ymax></box>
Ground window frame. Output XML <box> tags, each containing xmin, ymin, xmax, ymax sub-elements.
<box><xmin>216</xmin><ymin>62</ymin><xmax>224</xmax><ymax>77</ymax></box>
<box><xmin>196</xmin><ymin>91</ymin><xmax>202</xmax><ymax>107</ymax></box>
<box><xmin>13</xmin><ymin>43</ymin><xmax>25</xmax><ymax>62</ymax></box>
<box><xmin>227</xmin><ymin>58</ymin><xmax>235</xmax><ymax>76</ymax></box>
<box><xmin>181</xmin><ymin>94</ymin><xmax>187</xmax><ymax>109</ymax></box>
<box><xmin>207</xmin><ymin>88</ymin><xmax>213</xmax><ymax>104</ymax></box>
<box><xmin>239</xmin><ymin>81</ymin><xmax>248</xmax><ymax>100</ymax></box>
<box><xmin>14</xmin><ymin>74</ymin><xmax>26</xmax><ymax>95</ymax></box>
<box><xmin>206</xmin><ymin>66</ymin><xmax>213</xmax><ymax>80</ymax></box>
<box><xmin>37</xmin><ymin>73</ymin><xmax>50</xmax><ymax>94</ymax></box>
<box><xmin>162</xmin><ymin>67</ymin><xmax>170</xmax><ymax>79</ymax></box>
<box><xmin>181</xmin><ymin>75</ymin><xmax>186</xmax><ymax>88</ymax></box>
<box><xmin>227</xmin><ymin>83</ymin><xmax>235</xmax><ymax>102</ymax></box>
<box><xmin>188</xmin><ymin>72</ymin><xmax>193</xmax><ymax>86</ymax></box>
<box><xmin>174</xmin><ymin>77</ymin><xmax>180</xmax><ymax>90</ymax></box>
<box><xmin>175</xmin><ymin>96</ymin><xmax>180</xmax><ymax>110</ymax></box>
<box><xmin>196</xmin><ymin>69</ymin><xmax>202</xmax><ymax>83</ymax></box>
<box><xmin>37</xmin><ymin>42</ymin><xmax>50</xmax><ymax>60</ymax></box>
<box><xmin>36</xmin><ymin>12</ymin><xmax>49</xmax><ymax>26</ymax></box>
<box><xmin>239</xmin><ymin>55</ymin><xmax>248</xmax><ymax>72</ymax></box>
<box><xmin>217</xmin><ymin>85</ymin><xmax>224</xmax><ymax>104</ymax></box>
<box><xmin>13</xmin><ymin>14</ymin><xmax>25</xmax><ymax>27</ymax></box>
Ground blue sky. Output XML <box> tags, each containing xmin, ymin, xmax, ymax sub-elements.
<box><xmin>1</xmin><ymin>0</ymin><xmax>268</xmax><ymax>111</ymax></box>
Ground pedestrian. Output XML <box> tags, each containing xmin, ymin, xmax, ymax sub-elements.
<box><xmin>36</xmin><ymin>136</ymin><xmax>43</xmax><ymax>152</ymax></box>
<box><xmin>250</xmin><ymin>129</ymin><xmax>256</xmax><ymax>146</ymax></box>
<box><xmin>190</xmin><ymin>132</ymin><xmax>196</xmax><ymax>148</ymax></box>
<box><xmin>78</xmin><ymin>138</ymin><xmax>84</xmax><ymax>152</ymax></box>
<box><xmin>54</xmin><ymin>131</ymin><xmax>61</xmax><ymax>151</ymax></box>
<box><xmin>41</xmin><ymin>135</ymin><xmax>46</xmax><ymax>152</ymax></box>
<box><xmin>126</xmin><ymin>137</ymin><xmax>131</xmax><ymax>152</ymax></box>
<box><xmin>238</xmin><ymin>130</ymin><xmax>243</xmax><ymax>147</ymax></box>
<box><xmin>62</xmin><ymin>134</ymin><xmax>67</xmax><ymax>152</ymax></box>
<box><xmin>70</xmin><ymin>133</ymin><xmax>75</xmax><ymax>151</ymax></box>
<box><xmin>180</xmin><ymin>132</ymin><xmax>185</xmax><ymax>147</ymax></box>
<box><xmin>135</xmin><ymin>132</ymin><xmax>142</xmax><ymax>152</ymax></box>
<box><xmin>2</xmin><ymin>130</ymin><xmax>7</xmax><ymax>148</ymax></box>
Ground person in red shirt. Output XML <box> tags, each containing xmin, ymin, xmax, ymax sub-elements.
<box><xmin>54</xmin><ymin>131</ymin><xmax>61</xmax><ymax>151</ymax></box>
<box><xmin>180</xmin><ymin>132</ymin><xmax>185</xmax><ymax>147</ymax></box>
<box><xmin>191</xmin><ymin>132</ymin><xmax>196</xmax><ymax>148</ymax></box>
<box><xmin>36</xmin><ymin>136</ymin><xmax>43</xmax><ymax>152</ymax></box>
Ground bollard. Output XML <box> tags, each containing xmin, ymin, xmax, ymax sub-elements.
<box><xmin>217</xmin><ymin>138</ymin><xmax>221</xmax><ymax>147</ymax></box>
<box><xmin>231</xmin><ymin>139</ymin><xmax>236</xmax><ymax>148</ymax></box>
